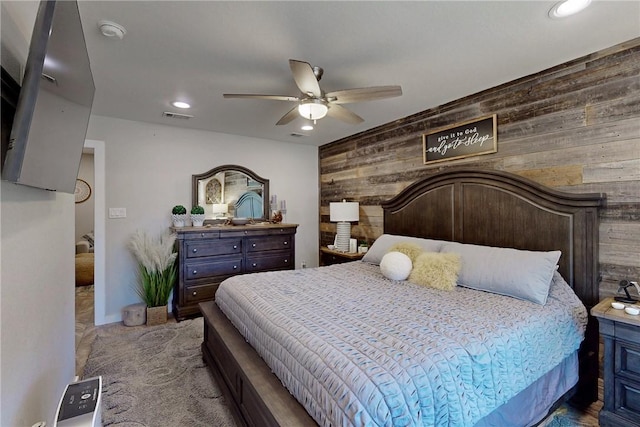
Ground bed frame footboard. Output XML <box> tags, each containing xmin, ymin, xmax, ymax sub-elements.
<box><xmin>200</xmin><ymin>301</ymin><xmax>317</xmax><ymax>427</ymax></box>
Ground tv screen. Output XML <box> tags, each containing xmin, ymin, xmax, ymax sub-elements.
<box><xmin>1</xmin><ymin>0</ymin><xmax>94</xmax><ymax>194</ymax></box>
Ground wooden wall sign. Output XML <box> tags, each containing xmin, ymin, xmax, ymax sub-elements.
<box><xmin>423</xmin><ymin>114</ymin><xmax>497</xmax><ymax>164</ymax></box>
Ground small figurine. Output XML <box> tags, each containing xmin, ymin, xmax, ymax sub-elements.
<box><xmin>271</xmin><ymin>210</ymin><xmax>283</xmax><ymax>223</ymax></box>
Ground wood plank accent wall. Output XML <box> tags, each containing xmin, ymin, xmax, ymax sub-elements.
<box><xmin>319</xmin><ymin>38</ymin><xmax>640</xmax><ymax>298</ymax></box>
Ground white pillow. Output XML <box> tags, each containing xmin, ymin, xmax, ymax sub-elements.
<box><xmin>362</xmin><ymin>234</ymin><xmax>444</xmax><ymax>265</ymax></box>
<box><xmin>380</xmin><ymin>252</ymin><xmax>413</xmax><ymax>281</ymax></box>
<box><xmin>440</xmin><ymin>241</ymin><xmax>561</xmax><ymax>305</ymax></box>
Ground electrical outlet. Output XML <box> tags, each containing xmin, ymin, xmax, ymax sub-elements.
<box><xmin>108</xmin><ymin>207</ymin><xmax>127</xmax><ymax>218</ymax></box>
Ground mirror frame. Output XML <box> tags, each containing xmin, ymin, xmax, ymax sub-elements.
<box><xmin>192</xmin><ymin>165</ymin><xmax>270</xmax><ymax>221</ymax></box>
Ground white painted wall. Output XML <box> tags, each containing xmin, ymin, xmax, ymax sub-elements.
<box><xmin>1</xmin><ymin>2</ymin><xmax>77</xmax><ymax>425</ymax></box>
<box><xmin>1</xmin><ymin>185</ymin><xmax>77</xmax><ymax>427</ymax></box>
<box><xmin>85</xmin><ymin>115</ymin><xmax>319</xmax><ymax>324</ymax></box>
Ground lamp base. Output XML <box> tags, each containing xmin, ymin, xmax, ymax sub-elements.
<box><xmin>335</xmin><ymin>222</ymin><xmax>351</xmax><ymax>252</ymax></box>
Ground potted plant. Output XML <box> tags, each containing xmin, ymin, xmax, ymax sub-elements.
<box><xmin>171</xmin><ymin>205</ymin><xmax>188</xmax><ymax>227</ymax></box>
<box><xmin>128</xmin><ymin>230</ymin><xmax>177</xmax><ymax>325</ymax></box>
<box><xmin>190</xmin><ymin>205</ymin><xmax>205</xmax><ymax>227</ymax></box>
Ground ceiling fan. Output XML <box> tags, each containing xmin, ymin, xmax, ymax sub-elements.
<box><xmin>223</xmin><ymin>59</ymin><xmax>402</xmax><ymax>126</ymax></box>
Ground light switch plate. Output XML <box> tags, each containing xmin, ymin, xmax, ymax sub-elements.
<box><xmin>108</xmin><ymin>207</ymin><xmax>126</xmax><ymax>218</ymax></box>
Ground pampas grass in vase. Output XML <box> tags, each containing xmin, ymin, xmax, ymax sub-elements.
<box><xmin>128</xmin><ymin>230</ymin><xmax>177</xmax><ymax>325</ymax></box>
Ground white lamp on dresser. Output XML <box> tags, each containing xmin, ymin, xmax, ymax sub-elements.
<box><xmin>330</xmin><ymin>200</ymin><xmax>359</xmax><ymax>252</ymax></box>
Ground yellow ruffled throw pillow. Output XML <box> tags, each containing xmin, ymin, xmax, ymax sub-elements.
<box><xmin>409</xmin><ymin>252</ymin><xmax>461</xmax><ymax>291</ymax></box>
<box><xmin>388</xmin><ymin>242</ymin><xmax>423</xmax><ymax>263</ymax></box>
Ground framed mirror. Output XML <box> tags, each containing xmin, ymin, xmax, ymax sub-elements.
<box><xmin>192</xmin><ymin>165</ymin><xmax>269</xmax><ymax>222</ymax></box>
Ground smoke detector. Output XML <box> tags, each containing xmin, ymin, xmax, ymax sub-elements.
<box><xmin>98</xmin><ymin>20</ymin><xmax>126</xmax><ymax>39</ymax></box>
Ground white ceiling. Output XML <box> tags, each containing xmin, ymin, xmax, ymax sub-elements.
<box><xmin>8</xmin><ymin>1</ymin><xmax>640</xmax><ymax>146</ymax></box>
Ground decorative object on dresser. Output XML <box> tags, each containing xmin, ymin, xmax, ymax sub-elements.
<box><xmin>190</xmin><ymin>205</ymin><xmax>205</xmax><ymax>227</ymax></box>
<box><xmin>329</xmin><ymin>199</ymin><xmax>359</xmax><ymax>252</ymax></box>
<box><xmin>128</xmin><ymin>230</ymin><xmax>178</xmax><ymax>325</ymax></box>
<box><xmin>193</xmin><ymin>165</ymin><xmax>269</xmax><ymax>224</ymax></box>
<box><xmin>591</xmin><ymin>297</ymin><xmax>640</xmax><ymax>427</ymax></box>
<box><xmin>171</xmin><ymin>205</ymin><xmax>188</xmax><ymax>228</ymax></box>
<box><xmin>319</xmin><ymin>246</ymin><xmax>364</xmax><ymax>266</ymax></box>
<box><xmin>173</xmin><ymin>223</ymin><xmax>297</xmax><ymax>321</ymax></box>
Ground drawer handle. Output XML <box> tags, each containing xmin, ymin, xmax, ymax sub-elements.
<box><xmin>244</xmin><ymin>231</ymin><xmax>248</xmax><ymax>235</ymax></box>
<box><xmin>283</xmin><ymin>241</ymin><xmax>288</xmax><ymax>245</ymax></box>
<box><xmin>284</xmin><ymin>259</ymin><xmax>288</xmax><ymax>263</ymax></box>
<box><xmin>233</xmin><ymin>265</ymin><xmax>238</xmax><ymax>269</ymax></box>
<box><xmin>233</xmin><ymin>245</ymin><xmax>237</xmax><ymax>249</ymax></box>
<box><xmin>192</xmin><ymin>291</ymin><xmax>197</xmax><ymax>296</ymax></box>
<box><xmin>200</xmin><ymin>233</ymin><xmax>205</xmax><ymax>237</ymax></box>
<box><xmin>252</xmin><ymin>262</ymin><xmax>257</xmax><ymax>267</ymax></box>
<box><xmin>192</xmin><ymin>248</ymin><xmax>198</xmax><ymax>253</ymax></box>
<box><xmin>192</xmin><ymin>270</ymin><xmax>197</xmax><ymax>275</ymax></box>
<box><xmin>252</xmin><ymin>243</ymin><xmax>256</xmax><ymax>248</ymax></box>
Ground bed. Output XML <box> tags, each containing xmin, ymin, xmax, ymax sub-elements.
<box><xmin>200</xmin><ymin>168</ymin><xmax>604</xmax><ymax>427</ymax></box>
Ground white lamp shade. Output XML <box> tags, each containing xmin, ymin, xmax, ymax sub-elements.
<box><xmin>330</xmin><ymin>201</ymin><xmax>359</xmax><ymax>222</ymax></box>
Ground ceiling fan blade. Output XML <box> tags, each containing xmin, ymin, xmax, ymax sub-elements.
<box><xmin>276</xmin><ymin>106</ymin><xmax>300</xmax><ymax>126</ymax></box>
<box><xmin>289</xmin><ymin>59</ymin><xmax>321</xmax><ymax>98</ymax></box>
<box><xmin>327</xmin><ymin>104</ymin><xmax>364</xmax><ymax>124</ymax></box>
<box><xmin>325</xmin><ymin>85</ymin><xmax>402</xmax><ymax>104</ymax></box>
<box><xmin>223</xmin><ymin>94</ymin><xmax>299</xmax><ymax>102</ymax></box>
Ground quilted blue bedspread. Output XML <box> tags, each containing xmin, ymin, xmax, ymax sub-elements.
<box><xmin>216</xmin><ymin>262</ymin><xmax>587</xmax><ymax>427</ymax></box>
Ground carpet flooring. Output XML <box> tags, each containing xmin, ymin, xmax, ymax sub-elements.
<box><xmin>82</xmin><ymin>317</ymin><xmax>236</xmax><ymax>426</ymax></box>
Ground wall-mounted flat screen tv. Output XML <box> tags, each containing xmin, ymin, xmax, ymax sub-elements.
<box><xmin>1</xmin><ymin>0</ymin><xmax>94</xmax><ymax>194</ymax></box>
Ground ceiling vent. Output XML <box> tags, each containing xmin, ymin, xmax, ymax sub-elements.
<box><xmin>162</xmin><ymin>111</ymin><xmax>193</xmax><ymax>120</ymax></box>
<box><xmin>289</xmin><ymin>133</ymin><xmax>306</xmax><ymax>137</ymax></box>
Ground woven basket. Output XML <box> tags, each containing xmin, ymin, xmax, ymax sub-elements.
<box><xmin>146</xmin><ymin>305</ymin><xmax>167</xmax><ymax>326</ymax></box>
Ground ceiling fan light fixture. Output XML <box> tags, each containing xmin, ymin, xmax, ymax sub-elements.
<box><xmin>298</xmin><ymin>99</ymin><xmax>328</xmax><ymax>121</ymax></box>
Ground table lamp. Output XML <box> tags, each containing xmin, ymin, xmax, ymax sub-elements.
<box><xmin>330</xmin><ymin>200</ymin><xmax>359</xmax><ymax>252</ymax></box>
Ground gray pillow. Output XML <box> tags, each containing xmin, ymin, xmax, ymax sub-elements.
<box><xmin>362</xmin><ymin>234</ymin><xmax>444</xmax><ymax>265</ymax></box>
<box><xmin>440</xmin><ymin>241</ymin><xmax>561</xmax><ymax>305</ymax></box>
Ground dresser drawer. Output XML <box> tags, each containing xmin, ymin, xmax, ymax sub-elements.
<box><xmin>246</xmin><ymin>236</ymin><xmax>291</xmax><ymax>253</ymax></box>
<box><xmin>616</xmin><ymin>339</ymin><xmax>640</xmax><ymax>382</ymax></box>
<box><xmin>185</xmin><ymin>257</ymin><xmax>243</xmax><ymax>280</ymax></box>
<box><xmin>185</xmin><ymin>283</ymin><xmax>218</xmax><ymax>303</ymax></box>
<box><xmin>246</xmin><ymin>252</ymin><xmax>292</xmax><ymax>272</ymax></box>
<box><xmin>186</xmin><ymin>239</ymin><xmax>242</xmax><ymax>258</ymax></box>
<box><xmin>182</xmin><ymin>230</ymin><xmax>220</xmax><ymax>240</ymax></box>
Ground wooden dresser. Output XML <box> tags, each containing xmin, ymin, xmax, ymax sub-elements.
<box><xmin>591</xmin><ymin>297</ymin><xmax>640</xmax><ymax>427</ymax></box>
<box><xmin>172</xmin><ymin>223</ymin><xmax>297</xmax><ymax>321</ymax></box>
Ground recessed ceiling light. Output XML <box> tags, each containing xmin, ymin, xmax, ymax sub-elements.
<box><xmin>301</xmin><ymin>124</ymin><xmax>314</xmax><ymax>131</ymax></box>
<box><xmin>549</xmin><ymin>0</ymin><xmax>591</xmax><ymax>19</ymax></box>
<box><xmin>171</xmin><ymin>101</ymin><xmax>191</xmax><ymax>109</ymax></box>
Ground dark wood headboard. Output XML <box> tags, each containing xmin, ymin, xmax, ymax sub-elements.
<box><xmin>381</xmin><ymin>168</ymin><xmax>605</xmax><ymax>404</ymax></box>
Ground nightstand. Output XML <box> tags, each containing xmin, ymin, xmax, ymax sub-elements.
<box><xmin>320</xmin><ymin>246</ymin><xmax>365</xmax><ymax>266</ymax></box>
<box><xmin>591</xmin><ymin>297</ymin><xmax>640</xmax><ymax>427</ymax></box>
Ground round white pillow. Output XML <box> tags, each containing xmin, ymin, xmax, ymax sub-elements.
<box><xmin>380</xmin><ymin>251</ymin><xmax>413</xmax><ymax>281</ymax></box>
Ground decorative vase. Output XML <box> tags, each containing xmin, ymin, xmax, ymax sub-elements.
<box><xmin>190</xmin><ymin>214</ymin><xmax>205</xmax><ymax>227</ymax></box>
<box><xmin>171</xmin><ymin>214</ymin><xmax>188</xmax><ymax>227</ymax></box>
<box><xmin>146</xmin><ymin>305</ymin><xmax>167</xmax><ymax>326</ymax></box>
